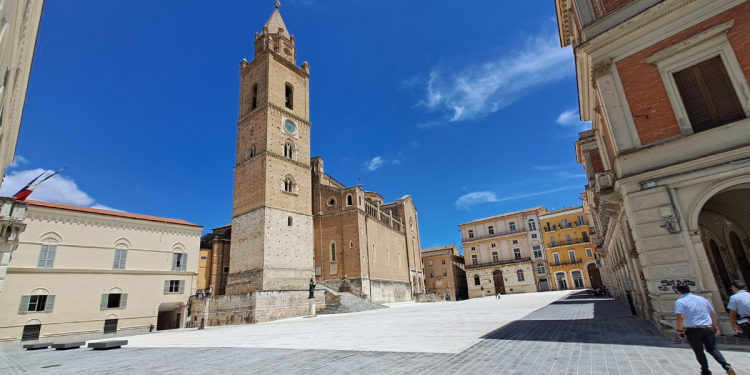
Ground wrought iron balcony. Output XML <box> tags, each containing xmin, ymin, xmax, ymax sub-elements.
<box><xmin>549</xmin><ymin>259</ymin><xmax>584</xmax><ymax>267</ymax></box>
<box><xmin>466</xmin><ymin>257</ymin><xmax>531</xmax><ymax>269</ymax></box>
<box><xmin>463</xmin><ymin>228</ymin><xmax>529</xmax><ymax>243</ymax></box>
<box><xmin>546</xmin><ymin>238</ymin><xmax>591</xmax><ymax>249</ymax></box>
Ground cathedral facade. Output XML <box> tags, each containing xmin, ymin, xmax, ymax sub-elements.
<box><xmin>191</xmin><ymin>3</ymin><xmax>423</xmax><ymax>325</ymax></box>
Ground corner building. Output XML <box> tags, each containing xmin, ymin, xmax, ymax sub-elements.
<box><xmin>421</xmin><ymin>245</ymin><xmax>468</xmax><ymax>301</ymax></box>
<box><xmin>460</xmin><ymin>207</ymin><xmax>548</xmax><ymax>298</ymax></box>
<box><xmin>556</xmin><ymin>0</ymin><xmax>750</xmax><ymax>334</ymax></box>
<box><xmin>191</xmin><ymin>4</ymin><xmax>423</xmax><ymax>325</ymax></box>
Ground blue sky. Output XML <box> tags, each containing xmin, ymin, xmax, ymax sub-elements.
<box><xmin>2</xmin><ymin>0</ymin><xmax>590</xmax><ymax>252</ymax></box>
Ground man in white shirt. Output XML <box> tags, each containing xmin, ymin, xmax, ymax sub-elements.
<box><xmin>674</xmin><ymin>285</ymin><xmax>735</xmax><ymax>375</ymax></box>
<box><xmin>727</xmin><ymin>281</ymin><xmax>750</xmax><ymax>338</ymax></box>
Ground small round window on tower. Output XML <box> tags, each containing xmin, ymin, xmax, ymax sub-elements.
<box><xmin>327</xmin><ymin>198</ymin><xmax>336</xmax><ymax>207</ymax></box>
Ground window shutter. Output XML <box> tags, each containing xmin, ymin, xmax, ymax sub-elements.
<box><xmin>674</xmin><ymin>56</ymin><xmax>745</xmax><ymax>133</ymax></box>
<box><xmin>45</xmin><ymin>295</ymin><xmax>55</xmax><ymax>312</ymax></box>
<box><xmin>120</xmin><ymin>294</ymin><xmax>127</xmax><ymax>308</ymax></box>
<box><xmin>119</xmin><ymin>250</ymin><xmax>127</xmax><ymax>270</ymax></box>
<box><xmin>171</xmin><ymin>253</ymin><xmax>178</xmax><ymax>271</ymax></box>
<box><xmin>164</xmin><ymin>280</ymin><xmax>170</xmax><ymax>294</ymax></box>
<box><xmin>113</xmin><ymin>249</ymin><xmax>121</xmax><ymax>269</ymax></box>
<box><xmin>38</xmin><ymin>245</ymin><xmax>49</xmax><ymax>268</ymax></box>
<box><xmin>178</xmin><ymin>280</ymin><xmax>185</xmax><ymax>294</ymax></box>
<box><xmin>46</xmin><ymin>245</ymin><xmax>57</xmax><ymax>268</ymax></box>
<box><xmin>19</xmin><ymin>296</ymin><xmax>31</xmax><ymax>313</ymax></box>
<box><xmin>101</xmin><ymin>294</ymin><xmax>109</xmax><ymax>309</ymax></box>
<box><xmin>181</xmin><ymin>254</ymin><xmax>187</xmax><ymax>271</ymax></box>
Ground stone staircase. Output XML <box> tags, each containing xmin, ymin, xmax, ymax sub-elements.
<box><xmin>317</xmin><ymin>285</ymin><xmax>388</xmax><ymax>315</ymax></box>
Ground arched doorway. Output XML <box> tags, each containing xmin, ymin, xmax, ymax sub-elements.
<box><xmin>699</xmin><ymin>185</ymin><xmax>750</xmax><ymax>306</ymax></box>
<box><xmin>157</xmin><ymin>302</ymin><xmax>184</xmax><ymax>331</ymax></box>
<box><xmin>555</xmin><ymin>272</ymin><xmax>568</xmax><ymax>290</ymax></box>
<box><xmin>587</xmin><ymin>263</ymin><xmax>602</xmax><ymax>288</ymax></box>
<box><xmin>492</xmin><ymin>270</ymin><xmax>506</xmax><ymax>295</ymax></box>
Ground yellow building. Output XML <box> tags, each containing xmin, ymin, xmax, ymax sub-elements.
<box><xmin>539</xmin><ymin>207</ymin><xmax>601</xmax><ymax>291</ymax></box>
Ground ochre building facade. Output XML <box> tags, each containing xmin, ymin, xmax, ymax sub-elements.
<box><xmin>421</xmin><ymin>245</ymin><xmax>468</xmax><ymax>301</ymax></box>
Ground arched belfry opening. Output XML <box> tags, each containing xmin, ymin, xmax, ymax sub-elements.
<box><xmin>699</xmin><ymin>184</ymin><xmax>750</xmax><ymax>306</ymax></box>
<box><xmin>285</xmin><ymin>83</ymin><xmax>293</xmax><ymax>109</ymax></box>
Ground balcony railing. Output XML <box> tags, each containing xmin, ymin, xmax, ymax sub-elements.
<box><xmin>549</xmin><ymin>259</ymin><xmax>584</xmax><ymax>267</ymax></box>
<box><xmin>466</xmin><ymin>257</ymin><xmax>531</xmax><ymax>269</ymax></box>
<box><xmin>463</xmin><ymin>228</ymin><xmax>529</xmax><ymax>243</ymax></box>
<box><xmin>547</xmin><ymin>238</ymin><xmax>591</xmax><ymax>249</ymax></box>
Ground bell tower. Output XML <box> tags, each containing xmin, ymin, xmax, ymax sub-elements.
<box><xmin>227</xmin><ymin>1</ymin><xmax>314</xmax><ymax>294</ymax></box>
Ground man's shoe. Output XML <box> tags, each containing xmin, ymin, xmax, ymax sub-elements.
<box><xmin>723</xmin><ymin>364</ymin><xmax>736</xmax><ymax>375</ymax></box>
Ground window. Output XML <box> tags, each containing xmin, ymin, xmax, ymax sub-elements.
<box><xmin>165</xmin><ymin>280</ymin><xmax>185</xmax><ymax>294</ymax></box>
<box><xmin>37</xmin><ymin>244</ymin><xmax>56</xmax><ymax>269</ymax></box>
<box><xmin>488</xmin><ymin>226</ymin><xmax>495</xmax><ymax>235</ymax></box>
<box><xmin>113</xmin><ymin>249</ymin><xmax>127</xmax><ymax>270</ymax></box>
<box><xmin>561</xmin><ymin>219</ymin><xmax>568</xmax><ymax>229</ymax></box>
<box><xmin>201</xmin><ymin>256</ymin><xmax>207</xmax><ymax>260</ymax></box>
<box><xmin>288</xmin><ymin>216</ymin><xmax>293</xmax><ymax>226</ymax></box>
<box><xmin>537</xmin><ymin>263</ymin><xmax>546</xmax><ymax>275</ymax></box>
<box><xmin>224</xmin><ymin>266</ymin><xmax>229</xmax><ymax>273</ymax></box>
<box><xmin>330</xmin><ymin>243</ymin><xmax>336</xmax><ymax>262</ymax></box>
<box><xmin>509</xmin><ymin>222</ymin><xmax>516</xmax><ymax>231</ymax></box>
<box><xmin>578</xmin><ymin>216</ymin><xmax>585</xmax><ymax>226</ymax></box>
<box><xmin>251</xmin><ymin>84</ymin><xmax>258</xmax><ymax>110</ymax></box>
<box><xmin>517</xmin><ymin>270</ymin><xmax>525</xmax><ymax>282</ymax></box>
<box><xmin>582</xmin><ymin>232</ymin><xmax>589</xmax><ymax>242</ymax></box>
<box><xmin>22</xmin><ymin>324</ymin><xmax>41</xmax><ymax>341</ymax></box>
<box><xmin>104</xmin><ymin>319</ymin><xmax>118</xmax><ymax>334</ymax></box>
<box><xmin>350</xmin><ymin>241</ymin><xmax>354</xmax><ymax>248</ymax></box>
<box><xmin>673</xmin><ymin>56</ymin><xmax>745</xmax><ymax>133</ymax></box>
<box><xmin>528</xmin><ymin>219</ymin><xmax>536</xmax><ymax>231</ymax></box>
<box><xmin>492</xmin><ymin>252</ymin><xmax>499</xmax><ymax>262</ymax></box>
<box><xmin>491</xmin><ymin>243</ymin><xmax>496</xmax><ymax>248</ymax></box>
<box><xmin>285</xmin><ymin>84</ymin><xmax>293</xmax><ymax>109</ymax></box>
<box><xmin>569</xmin><ymin>250</ymin><xmax>577</xmax><ymax>264</ymax></box>
<box><xmin>531</xmin><ymin>233</ymin><xmax>537</xmax><ymax>239</ymax></box>
<box><xmin>546</xmin><ymin>222</ymin><xmax>553</xmax><ymax>231</ymax></box>
<box><xmin>533</xmin><ymin>245</ymin><xmax>543</xmax><ymax>259</ymax></box>
<box><xmin>586</xmin><ymin>248</ymin><xmax>594</xmax><ymax>258</ymax></box>
<box><xmin>284</xmin><ymin>176</ymin><xmax>296</xmax><ymax>193</ymax></box>
<box><xmin>512</xmin><ymin>240</ymin><xmax>518</xmax><ymax>245</ymax></box>
<box><xmin>513</xmin><ymin>248</ymin><xmax>521</xmax><ymax>260</ymax></box>
<box><xmin>471</xmin><ymin>247</ymin><xmax>476</xmax><ymax>252</ymax></box>
<box><xmin>443</xmin><ymin>269</ymin><xmax>447</xmax><ymax>276</ymax></box>
<box><xmin>429</xmin><ymin>260</ymin><xmax>433</xmax><ymax>266</ymax></box>
<box><xmin>172</xmin><ymin>253</ymin><xmax>188</xmax><ymax>272</ymax></box>
<box><xmin>248</xmin><ymin>144</ymin><xmax>256</xmax><ymax>158</ymax></box>
<box><xmin>283</xmin><ymin>140</ymin><xmax>294</xmax><ymax>159</ymax></box>
<box><xmin>471</xmin><ymin>255</ymin><xmax>478</xmax><ymax>266</ymax></box>
<box><xmin>474</xmin><ymin>275</ymin><xmax>480</xmax><ymax>286</ymax></box>
<box><xmin>347</xmin><ymin>195</ymin><xmax>353</xmax><ymax>206</ymax></box>
<box><xmin>565</xmin><ymin>234</ymin><xmax>572</xmax><ymax>244</ymax></box>
<box><xmin>430</xmin><ymin>271</ymin><xmax>434</xmax><ymax>278</ymax></box>
<box><xmin>101</xmin><ymin>293</ymin><xmax>127</xmax><ymax>309</ymax></box>
<box><xmin>442</xmin><ymin>259</ymin><xmax>446</xmax><ymax>264</ymax></box>
<box><xmin>550</xmin><ymin>237</ymin><xmax>556</xmax><ymax>246</ymax></box>
<box><xmin>553</xmin><ymin>252</ymin><xmax>560</xmax><ymax>266</ymax></box>
<box><xmin>468</xmin><ymin>230</ymin><xmax>474</xmax><ymax>239</ymax></box>
<box><xmin>572</xmin><ymin>270</ymin><xmax>585</xmax><ymax>288</ymax></box>
<box><xmin>19</xmin><ymin>295</ymin><xmax>54</xmax><ymax>313</ymax></box>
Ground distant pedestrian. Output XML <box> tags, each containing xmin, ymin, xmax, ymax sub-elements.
<box><xmin>728</xmin><ymin>281</ymin><xmax>750</xmax><ymax>338</ymax></box>
<box><xmin>496</xmin><ymin>293</ymin><xmax>501</xmax><ymax>300</ymax></box>
<box><xmin>674</xmin><ymin>285</ymin><xmax>736</xmax><ymax>375</ymax></box>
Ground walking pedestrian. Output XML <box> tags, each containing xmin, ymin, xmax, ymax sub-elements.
<box><xmin>496</xmin><ymin>293</ymin><xmax>501</xmax><ymax>300</ymax></box>
<box><xmin>728</xmin><ymin>281</ymin><xmax>750</xmax><ymax>338</ymax></box>
<box><xmin>674</xmin><ymin>285</ymin><xmax>736</xmax><ymax>375</ymax></box>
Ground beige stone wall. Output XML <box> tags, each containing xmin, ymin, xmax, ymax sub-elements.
<box><xmin>0</xmin><ymin>204</ymin><xmax>201</xmax><ymax>347</ymax></box>
<box><xmin>466</xmin><ymin>262</ymin><xmax>536</xmax><ymax>298</ymax></box>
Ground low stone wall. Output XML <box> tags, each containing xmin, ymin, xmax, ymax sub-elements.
<box><xmin>190</xmin><ymin>290</ymin><xmax>325</xmax><ymax>326</ymax></box>
<box><xmin>320</xmin><ymin>278</ymin><xmax>412</xmax><ymax>303</ymax></box>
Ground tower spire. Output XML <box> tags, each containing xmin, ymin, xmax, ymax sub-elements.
<box><xmin>263</xmin><ymin>1</ymin><xmax>290</xmax><ymax>38</ymax></box>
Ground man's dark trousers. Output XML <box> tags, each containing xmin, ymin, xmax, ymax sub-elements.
<box><xmin>685</xmin><ymin>327</ymin><xmax>730</xmax><ymax>374</ymax></box>
<box><xmin>739</xmin><ymin>322</ymin><xmax>750</xmax><ymax>339</ymax></box>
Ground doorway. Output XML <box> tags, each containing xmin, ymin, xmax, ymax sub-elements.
<box><xmin>587</xmin><ymin>263</ymin><xmax>603</xmax><ymax>288</ymax></box>
<box><xmin>492</xmin><ymin>270</ymin><xmax>506</xmax><ymax>295</ymax></box>
<box><xmin>556</xmin><ymin>272</ymin><xmax>568</xmax><ymax>290</ymax></box>
<box><xmin>539</xmin><ymin>278</ymin><xmax>549</xmax><ymax>292</ymax></box>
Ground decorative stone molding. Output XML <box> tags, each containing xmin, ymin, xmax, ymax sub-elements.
<box><xmin>646</xmin><ymin>20</ymin><xmax>734</xmax><ymax>64</ymax></box>
<box><xmin>591</xmin><ymin>59</ymin><xmax>612</xmax><ymax>89</ymax></box>
<box><xmin>26</xmin><ymin>213</ymin><xmax>201</xmax><ymax>237</ymax></box>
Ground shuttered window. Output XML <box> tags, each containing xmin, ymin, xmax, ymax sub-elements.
<box><xmin>164</xmin><ymin>280</ymin><xmax>185</xmax><ymax>294</ymax></box>
<box><xmin>37</xmin><ymin>244</ymin><xmax>56</xmax><ymax>268</ymax></box>
<box><xmin>673</xmin><ymin>56</ymin><xmax>746</xmax><ymax>133</ymax></box>
<box><xmin>100</xmin><ymin>293</ymin><xmax>127</xmax><ymax>309</ymax></box>
<box><xmin>18</xmin><ymin>295</ymin><xmax>55</xmax><ymax>313</ymax></box>
<box><xmin>113</xmin><ymin>249</ymin><xmax>127</xmax><ymax>270</ymax></box>
<box><xmin>171</xmin><ymin>253</ymin><xmax>188</xmax><ymax>271</ymax></box>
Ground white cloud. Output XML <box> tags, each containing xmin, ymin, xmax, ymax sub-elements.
<box><xmin>532</xmin><ymin>164</ymin><xmax>570</xmax><ymax>171</ymax></box>
<box><xmin>409</xmin><ymin>142</ymin><xmax>419</xmax><ymax>148</ymax></box>
<box><xmin>418</xmin><ymin>34</ymin><xmax>573</xmax><ymax>122</ymax></box>
<box><xmin>0</xmin><ymin>168</ymin><xmax>119</xmax><ymax>210</ymax></box>
<box><xmin>456</xmin><ymin>191</ymin><xmax>499</xmax><ymax>210</ymax></box>
<box><xmin>8</xmin><ymin>155</ymin><xmax>29</xmax><ymax>168</ymax></box>
<box><xmin>91</xmin><ymin>203</ymin><xmax>125</xmax><ymax>212</ymax></box>
<box><xmin>366</xmin><ymin>157</ymin><xmax>384</xmax><ymax>171</ymax></box>
<box><xmin>556</xmin><ymin>109</ymin><xmax>592</xmax><ymax>132</ymax></box>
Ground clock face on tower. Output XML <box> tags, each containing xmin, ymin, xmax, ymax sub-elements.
<box><xmin>284</xmin><ymin>120</ymin><xmax>296</xmax><ymax>133</ymax></box>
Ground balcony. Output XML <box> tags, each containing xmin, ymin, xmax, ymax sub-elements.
<box><xmin>549</xmin><ymin>259</ymin><xmax>584</xmax><ymax>267</ymax></box>
<box><xmin>466</xmin><ymin>257</ymin><xmax>531</xmax><ymax>270</ymax></box>
<box><xmin>547</xmin><ymin>238</ymin><xmax>591</xmax><ymax>249</ymax></box>
<box><xmin>463</xmin><ymin>228</ymin><xmax>529</xmax><ymax>243</ymax></box>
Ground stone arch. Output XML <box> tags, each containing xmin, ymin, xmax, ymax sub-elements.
<box><xmin>25</xmin><ymin>319</ymin><xmax>41</xmax><ymax>325</ymax></box>
<box><xmin>113</xmin><ymin>237</ymin><xmax>131</xmax><ymax>249</ymax></box>
<box><xmin>284</xmin><ymin>83</ymin><xmax>294</xmax><ymax>109</ymax></box>
<box><xmin>30</xmin><ymin>288</ymin><xmax>49</xmax><ymax>295</ymax></box>
<box><xmin>283</xmin><ymin>138</ymin><xmax>297</xmax><ymax>160</ymax></box>
<box><xmin>38</xmin><ymin>231</ymin><xmax>62</xmax><ymax>244</ymax></box>
<box><xmin>171</xmin><ymin>243</ymin><xmax>186</xmax><ymax>253</ymax></box>
<box><xmin>106</xmin><ymin>313</ymin><xmax>119</xmax><ymax>320</ymax></box>
<box><xmin>687</xmin><ymin>177</ymin><xmax>750</xmax><ymax>230</ymax></box>
<box><xmin>108</xmin><ymin>287</ymin><xmax>124</xmax><ymax>294</ymax></box>
<box><xmin>283</xmin><ymin>174</ymin><xmax>297</xmax><ymax>193</ymax></box>
<box><xmin>246</xmin><ymin>143</ymin><xmax>257</xmax><ymax>159</ymax></box>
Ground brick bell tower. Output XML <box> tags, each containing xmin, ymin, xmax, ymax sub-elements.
<box><xmin>226</xmin><ymin>0</ymin><xmax>314</xmax><ymax>295</ymax></box>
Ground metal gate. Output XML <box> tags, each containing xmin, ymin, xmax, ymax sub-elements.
<box><xmin>22</xmin><ymin>324</ymin><xmax>41</xmax><ymax>341</ymax></box>
<box><xmin>104</xmin><ymin>319</ymin><xmax>118</xmax><ymax>334</ymax></box>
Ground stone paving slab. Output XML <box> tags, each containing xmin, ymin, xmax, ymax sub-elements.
<box><xmin>3</xmin><ymin>291</ymin><xmax>750</xmax><ymax>374</ymax></box>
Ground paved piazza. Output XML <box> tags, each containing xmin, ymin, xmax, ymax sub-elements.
<box><xmin>3</xmin><ymin>290</ymin><xmax>750</xmax><ymax>374</ymax></box>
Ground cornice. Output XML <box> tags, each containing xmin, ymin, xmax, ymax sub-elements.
<box><xmin>314</xmin><ymin>207</ymin><xmax>363</xmax><ymax>219</ymax></box>
<box><xmin>233</xmin><ymin>204</ymin><xmax>314</xmax><ymax>220</ymax></box>
<box><xmin>237</xmin><ymin>102</ymin><xmax>311</xmax><ymax>129</ymax></box>
<box><xmin>590</xmin><ymin>59</ymin><xmax>612</xmax><ymax>89</ymax></box>
<box><xmin>7</xmin><ymin>267</ymin><xmax>198</xmax><ymax>276</ymax></box>
<box><xmin>25</xmin><ymin>212</ymin><xmax>202</xmax><ymax>237</ymax></box>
